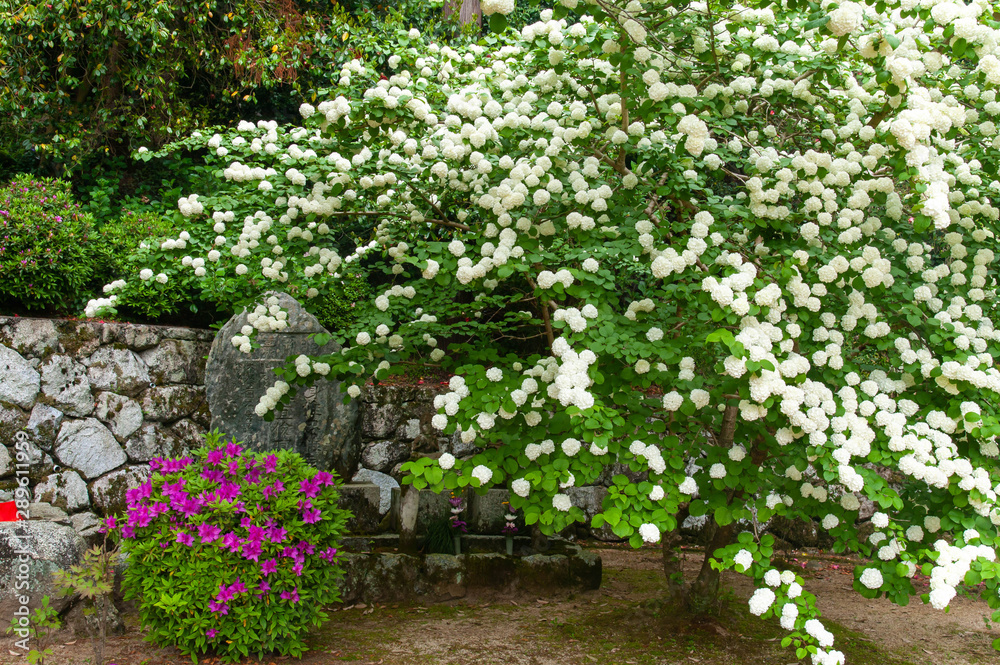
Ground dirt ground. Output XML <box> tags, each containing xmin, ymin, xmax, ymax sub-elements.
<box><xmin>2</xmin><ymin>545</ymin><xmax>997</xmax><ymax>665</ymax></box>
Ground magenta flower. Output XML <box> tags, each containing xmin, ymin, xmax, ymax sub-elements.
<box><xmin>198</xmin><ymin>524</ymin><xmax>222</xmax><ymax>544</ymax></box>
<box><xmin>226</xmin><ymin>442</ymin><xmax>244</xmax><ymax>458</ymax></box>
<box><xmin>314</xmin><ymin>471</ymin><xmax>335</xmax><ymax>486</ymax></box>
<box><xmin>206</xmin><ymin>449</ymin><xmax>227</xmax><ymax>466</ymax></box>
<box><xmin>206</xmin><ymin>628</ymin><xmax>218</xmax><ymax>639</ymax></box>
<box><xmin>299</xmin><ymin>477</ymin><xmax>321</xmax><ymax>498</ymax></box>
<box><xmin>264</xmin><ymin>454</ymin><xmax>279</xmax><ymax>473</ymax></box>
<box><xmin>176</xmin><ymin>531</ymin><xmax>194</xmax><ymax>546</ymax></box>
<box><xmin>260</xmin><ymin>558</ymin><xmax>278</xmax><ymax>576</ymax></box>
<box><xmin>280</xmin><ymin>587</ymin><xmax>300</xmax><ymax>603</ymax></box>
<box><xmin>262</xmin><ymin>481</ymin><xmax>285</xmax><ymax>500</ymax></box>
<box><xmin>208</xmin><ymin>600</ymin><xmax>229</xmax><ymax>615</ymax></box>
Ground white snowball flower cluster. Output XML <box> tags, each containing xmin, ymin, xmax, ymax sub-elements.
<box><xmin>828</xmin><ymin>1</ymin><xmax>865</xmax><ymax>37</ymax></box>
<box><xmin>254</xmin><ymin>381</ymin><xmax>290</xmax><ymax>416</ymax></box>
<box><xmin>639</xmin><ymin>523</ymin><xmax>660</xmax><ymax>543</ymax></box>
<box><xmin>748</xmin><ymin>587</ymin><xmax>776</xmax><ymax>616</ymax></box>
<box><xmin>481</xmin><ymin>0</ymin><xmax>515</xmax><ymax>16</ymax></box>
<box><xmin>471</xmin><ymin>464</ymin><xmax>494</xmax><ymax>486</ymax></box>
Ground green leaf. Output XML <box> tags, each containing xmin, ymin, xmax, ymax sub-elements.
<box><xmin>489</xmin><ymin>14</ymin><xmax>508</xmax><ymax>33</ymax></box>
<box><xmin>714</xmin><ymin>506</ymin><xmax>732</xmax><ymax>526</ymax></box>
<box><xmin>953</xmin><ymin>38</ymin><xmax>968</xmax><ymax>59</ymax></box>
<box><xmin>803</xmin><ymin>15</ymin><xmax>831</xmax><ymax>31</ymax></box>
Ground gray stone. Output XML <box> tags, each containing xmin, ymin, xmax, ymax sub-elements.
<box><xmin>9</xmin><ymin>319</ymin><xmax>59</xmax><ymax>357</ymax></box>
<box><xmin>27</xmin><ymin>502</ymin><xmax>70</xmax><ymax>524</ymax></box>
<box><xmin>567</xmin><ymin>486</ymin><xmax>606</xmax><ymax>518</ymax></box>
<box><xmin>25</xmin><ymin>403</ymin><xmax>64</xmax><ymax>450</ymax></box>
<box><xmin>205</xmin><ymin>292</ymin><xmax>360</xmax><ymax>478</ymax></box>
<box><xmin>34</xmin><ymin>470</ymin><xmax>90</xmax><ymax>513</ymax></box>
<box><xmin>53</xmin><ymin>320</ymin><xmax>102</xmax><ymax>357</ymax></box>
<box><xmin>0</xmin><ymin>521</ymin><xmax>86</xmax><ymax>615</ymax></box>
<box><xmin>123</xmin><ymin>423</ymin><xmax>187</xmax><ymax>463</ymax></box>
<box><xmin>6</xmin><ymin>439</ymin><xmax>52</xmax><ymax>483</ymax></box>
<box><xmin>93</xmin><ymin>392</ymin><xmax>144</xmax><ymax>441</ymax></box>
<box><xmin>86</xmin><ymin>347</ymin><xmax>151</xmax><ymax>397</ymax></box>
<box><xmin>361</xmin><ymin>439</ymin><xmax>411</xmax><ymax>473</ymax></box>
<box><xmin>468</xmin><ymin>488</ymin><xmax>525</xmax><ymax>535</ymax></box>
<box><xmin>390</xmin><ymin>486</ymin><xmax>454</xmax><ymax>534</ymax></box>
<box><xmin>450</xmin><ymin>428</ymin><xmax>479</xmax><ymax>458</ymax></box>
<box><xmin>140</xmin><ymin>385</ymin><xmax>206</xmax><ymax>422</ymax></box>
<box><xmin>54</xmin><ymin>418</ymin><xmax>126</xmax><ymax>479</ymax></box>
<box><xmin>339</xmin><ymin>483</ymin><xmax>384</xmax><ymax>534</ymax></box>
<box><xmin>0</xmin><ymin>402</ymin><xmax>28</xmax><ymax>445</ymax></box>
<box><xmin>89</xmin><ymin>466</ymin><xmax>150</xmax><ymax>516</ymax></box>
<box><xmin>397</xmin><ymin>418</ymin><xmax>422</xmax><ymax>441</ymax></box>
<box><xmin>352</xmin><ymin>468</ymin><xmax>399</xmax><ymax>514</ymax></box>
<box><xmin>0</xmin><ymin>446</ymin><xmax>10</xmax><ymax>477</ymax></box>
<box><xmin>362</xmin><ymin>402</ymin><xmax>400</xmax><ymax>439</ymax></box>
<box><xmin>70</xmin><ymin>512</ymin><xmax>104</xmax><ymax>548</ymax></box>
<box><xmin>115</xmin><ymin>326</ymin><xmax>161</xmax><ymax>351</ymax></box>
<box><xmin>141</xmin><ymin>338</ymin><xmax>208</xmax><ymax>384</ymax></box>
<box><xmin>171</xmin><ymin>418</ymin><xmax>207</xmax><ymax>452</ymax></box>
<box><xmin>0</xmin><ymin>344</ymin><xmax>40</xmax><ymax>408</ymax></box>
<box><xmin>40</xmin><ymin>355</ymin><xmax>94</xmax><ymax>417</ymax></box>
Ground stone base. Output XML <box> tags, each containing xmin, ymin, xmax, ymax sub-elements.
<box><xmin>336</xmin><ymin>537</ymin><xmax>601</xmax><ymax>604</ymax></box>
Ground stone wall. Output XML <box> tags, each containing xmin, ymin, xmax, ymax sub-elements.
<box><xmin>0</xmin><ymin>315</ymin><xmax>624</xmax><ymax>542</ymax></box>
<box><xmin>0</xmin><ymin>316</ymin><xmax>213</xmax><ymax>534</ymax></box>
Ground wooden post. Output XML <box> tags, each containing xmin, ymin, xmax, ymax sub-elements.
<box><xmin>443</xmin><ymin>0</ymin><xmax>482</xmax><ymax>27</ymax></box>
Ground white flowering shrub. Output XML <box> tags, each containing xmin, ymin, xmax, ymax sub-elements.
<box><xmin>90</xmin><ymin>1</ymin><xmax>1000</xmax><ymax>661</ymax></box>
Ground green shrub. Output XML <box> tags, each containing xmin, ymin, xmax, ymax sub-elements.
<box><xmin>91</xmin><ymin>211</ymin><xmax>176</xmax><ymax>285</ymax></box>
<box><xmin>312</xmin><ymin>271</ymin><xmax>374</xmax><ymax>335</ymax></box>
<box><xmin>0</xmin><ymin>175</ymin><xmax>98</xmax><ymax>312</ymax></box>
<box><xmin>114</xmin><ymin>431</ymin><xmax>350</xmax><ymax>662</ymax></box>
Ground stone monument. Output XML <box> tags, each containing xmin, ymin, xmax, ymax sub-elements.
<box><xmin>205</xmin><ymin>292</ymin><xmax>361</xmax><ymax>478</ymax></box>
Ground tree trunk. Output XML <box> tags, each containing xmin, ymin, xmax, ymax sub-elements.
<box><xmin>688</xmin><ymin>520</ymin><xmax>735</xmax><ymax>613</ymax></box>
<box><xmin>443</xmin><ymin>0</ymin><xmax>482</xmax><ymax>27</ymax></box>
<box><xmin>661</xmin><ymin>508</ymin><xmax>688</xmax><ymax>605</ymax></box>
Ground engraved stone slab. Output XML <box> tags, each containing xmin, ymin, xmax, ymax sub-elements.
<box><xmin>205</xmin><ymin>292</ymin><xmax>360</xmax><ymax>478</ymax></box>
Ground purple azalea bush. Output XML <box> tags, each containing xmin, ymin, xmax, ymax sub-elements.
<box><xmin>110</xmin><ymin>430</ymin><xmax>349</xmax><ymax>662</ymax></box>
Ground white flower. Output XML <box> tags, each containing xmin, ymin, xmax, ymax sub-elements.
<box><xmin>764</xmin><ymin>569</ymin><xmax>781</xmax><ymax>587</ymax></box>
<box><xmin>139</xmin><ymin>269</ymin><xmax>154</xmax><ymax>281</ymax></box>
<box><xmin>748</xmin><ymin>588</ymin><xmax>776</xmax><ymax>616</ymax></box>
<box><xmin>734</xmin><ymin>548</ymin><xmax>753</xmax><ymax>571</ymax></box>
<box><xmin>649</xmin><ymin>486</ymin><xmax>665</xmax><ymax>501</ymax></box>
<box><xmin>481</xmin><ymin>0</ymin><xmax>515</xmax><ymax>16</ymax></box>
<box><xmin>872</xmin><ymin>512</ymin><xmax>889</xmax><ymax>528</ymax></box>
<box><xmin>859</xmin><ymin>568</ymin><xmax>883</xmax><ymax>589</ymax></box>
<box><xmin>639</xmin><ymin>523</ymin><xmax>660</xmax><ymax>543</ymax></box>
<box><xmin>552</xmin><ymin>493</ymin><xmax>572</xmax><ymax>511</ymax></box>
<box><xmin>678</xmin><ymin>477</ymin><xmax>698</xmax><ymax>495</ymax></box>
<box><xmin>710</xmin><ymin>463</ymin><xmax>727</xmax><ymax>479</ymax></box>
<box><xmin>512</xmin><ymin>478</ymin><xmax>530</xmax><ymax>497</ymax></box>
<box><xmin>471</xmin><ymin>464</ymin><xmax>494</xmax><ymax>486</ymax></box>
<box><xmin>486</xmin><ymin>367</ymin><xmax>504</xmax><ymax>382</ymax></box>
<box><xmin>347</xmin><ymin>385</ymin><xmax>361</xmax><ymax>398</ymax></box>
<box><xmin>562</xmin><ymin>438</ymin><xmax>581</xmax><ymax>456</ymax></box>
<box><xmin>439</xmin><ymin>453</ymin><xmax>456</xmax><ymax>470</ymax></box>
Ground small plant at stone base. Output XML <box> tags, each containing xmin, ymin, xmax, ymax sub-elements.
<box><xmin>423</xmin><ymin>517</ymin><xmax>456</xmax><ymax>554</ymax></box>
<box><xmin>53</xmin><ymin>531</ymin><xmax>117</xmax><ymax>665</ymax></box>
<box><xmin>110</xmin><ymin>430</ymin><xmax>350</xmax><ymax>663</ymax></box>
<box><xmin>6</xmin><ymin>596</ymin><xmax>61</xmax><ymax>665</ymax></box>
